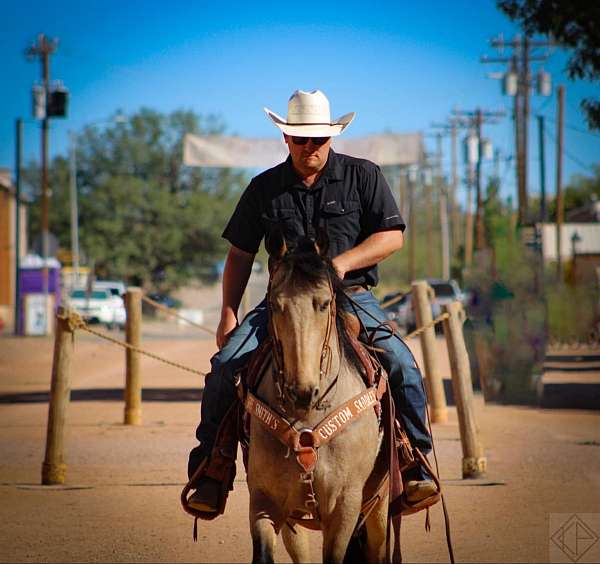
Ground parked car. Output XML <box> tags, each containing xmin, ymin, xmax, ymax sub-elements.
<box><xmin>380</xmin><ymin>280</ymin><xmax>464</xmax><ymax>333</ymax></box>
<box><xmin>146</xmin><ymin>293</ymin><xmax>179</xmax><ymax>309</ymax></box>
<box><xmin>427</xmin><ymin>279</ymin><xmax>465</xmax><ymax>308</ymax></box>
<box><xmin>380</xmin><ymin>291</ymin><xmax>434</xmax><ymax>333</ymax></box>
<box><xmin>67</xmin><ymin>288</ymin><xmax>126</xmax><ymax>330</ymax></box>
<box><xmin>142</xmin><ymin>293</ymin><xmax>181</xmax><ymax>316</ymax></box>
<box><xmin>94</xmin><ymin>280</ymin><xmax>127</xmax><ymax>298</ymax></box>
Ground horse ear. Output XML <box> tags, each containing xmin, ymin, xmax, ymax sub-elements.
<box><xmin>265</xmin><ymin>226</ymin><xmax>288</xmax><ymax>260</ymax></box>
<box><xmin>314</xmin><ymin>227</ymin><xmax>329</xmax><ymax>257</ymax></box>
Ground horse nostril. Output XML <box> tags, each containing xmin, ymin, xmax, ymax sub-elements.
<box><xmin>312</xmin><ymin>387</ymin><xmax>320</xmax><ymax>399</ymax></box>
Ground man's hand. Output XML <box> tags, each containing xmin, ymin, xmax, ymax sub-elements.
<box><xmin>332</xmin><ymin>256</ymin><xmax>348</xmax><ymax>280</ymax></box>
<box><xmin>332</xmin><ymin>230</ymin><xmax>403</xmax><ymax>278</ymax></box>
<box><xmin>216</xmin><ymin>245</ymin><xmax>255</xmax><ymax>349</ymax></box>
<box><xmin>216</xmin><ymin>307</ymin><xmax>238</xmax><ymax>349</ymax></box>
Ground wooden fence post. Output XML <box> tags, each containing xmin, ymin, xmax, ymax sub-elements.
<box><xmin>42</xmin><ymin>307</ymin><xmax>74</xmax><ymax>485</ymax></box>
<box><xmin>442</xmin><ymin>301</ymin><xmax>487</xmax><ymax>478</ymax></box>
<box><xmin>124</xmin><ymin>287</ymin><xmax>142</xmax><ymax>425</ymax></box>
<box><xmin>412</xmin><ymin>281</ymin><xmax>448</xmax><ymax>423</ymax></box>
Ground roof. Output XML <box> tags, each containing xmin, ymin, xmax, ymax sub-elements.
<box><xmin>566</xmin><ymin>197</ymin><xmax>600</xmax><ymax>222</ymax></box>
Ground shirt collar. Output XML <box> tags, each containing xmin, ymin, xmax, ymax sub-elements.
<box><xmin>281</xmin><ymin>149</ymin><xmax>344</xmax><ymax>188</ymax></box>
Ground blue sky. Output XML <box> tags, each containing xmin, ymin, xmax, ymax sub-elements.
<box><xmin>2</xmin><ymin>0</ymin><xmax>599</xmax><ymax>205</ymax></box>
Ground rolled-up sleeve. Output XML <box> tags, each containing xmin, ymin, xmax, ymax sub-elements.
<box><xmin>222</xmin><ymin>181</ymin><xmax>263</xmax><ymax>254</ymax></box>
<box><xmin>360</xmin><ymin>163</ymin><xmax>405</xmax><ymax>234</ymax></box>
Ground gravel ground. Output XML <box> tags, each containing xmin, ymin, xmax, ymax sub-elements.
<box><xmin>1</xmin><ymin>324</ymin><xmax>599</xmax><ymax>563</ymax></box>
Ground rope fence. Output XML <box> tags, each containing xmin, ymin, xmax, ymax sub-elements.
<box><xmin>140</xmin><ymin>294</ymin><xmax>215</xmax><ymax>336</ymax></box>
<box><xmin>379</xmin><ymin>291</ymin><xmax>410</xmax><ymax>310</ymax></box>
<box><xmin>63</xmin><ymin>309</ymin><xmax>206</xmax><ymax>377</ymax></box>
<box><xmin>405</xmin><ymin>313</ymin><xmax>450</xmax><ymax>340</ymax></box>
<box><xmin>42</xmin><ymin>283</ymin><xmax>485</xmax><ymax>485</ymax></box>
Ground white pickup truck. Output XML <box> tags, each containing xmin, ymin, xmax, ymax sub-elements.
<box><xmin>67</xmin><ymin>288</ymin><xmax>126</xmax><ymax>330</ymax></box>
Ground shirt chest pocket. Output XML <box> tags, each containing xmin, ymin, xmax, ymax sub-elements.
<box><xmin>261</xmin><ymin>208</ymin><xmax>303</xmax><ymax>244</ymax></box>
<box><xmin>319</xmin><ymin>200</ymin><xmax>361</xmax><ymax>244</ymax></box>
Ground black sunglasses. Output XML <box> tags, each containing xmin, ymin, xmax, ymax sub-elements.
<box><xmin>291</xmin><ymin>136</ymin><xmax>331</xmax><ymax>146</ymax></box>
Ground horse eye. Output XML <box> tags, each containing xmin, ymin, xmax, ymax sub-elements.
<box><xmin>319</xmin><ymin>300</ymin><xmax>331</xmax><ymax>312</ymax></box>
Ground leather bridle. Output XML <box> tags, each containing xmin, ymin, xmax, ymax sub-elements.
<box><xmin>266</xmin><ymin>260</ymin><xmax>337</xmax><ymax>413</ymax></box>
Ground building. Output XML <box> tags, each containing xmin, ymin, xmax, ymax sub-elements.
<box><xmin>538</xmin><ymin>197</ymin><xmax>600</xmax><ymax>286</ymax></box>
<box><xmin>0</xmin><ymin>168</ymin><xmax>28</xmax><ymax>332</ymax></box>
<box><xmin>539</xmin><ymin>222</ymin><xmax>600</xmax><ymax>262</ymax></box>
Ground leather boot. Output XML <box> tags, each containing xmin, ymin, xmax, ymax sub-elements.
<box><xmin>188</xmin><ymin>477</ymin><xmax>221</xmax><ymax>512</ymax></box>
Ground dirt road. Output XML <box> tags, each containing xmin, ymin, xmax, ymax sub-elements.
<box><xmin>1</xmin><ymin>323</ymin><xmax>599</xmax><ymax>563</ymax></box>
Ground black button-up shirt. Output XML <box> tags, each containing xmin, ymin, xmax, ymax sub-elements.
<box><xmin>222</xmin><ymin>149</ymin><xmax>405</xmax><ymax>287</ymax></box>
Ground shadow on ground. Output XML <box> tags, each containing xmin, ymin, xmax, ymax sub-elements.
<box><xmin>0</xmin><ymin>388</ymin><xmax>204</xmax><ymax>404</ymax></box>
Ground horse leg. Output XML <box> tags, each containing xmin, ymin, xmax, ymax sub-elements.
<box><xmin>281</xmin><ymin>522</ymin><xmax>311</xmax><ymax>563</ymax></box>
<box><xmin>364</xmin><ymin>496</ymin><xmax>389</xmax><ymax>564</ymax></box>
<box><xmin>322</xmin><ymin>497</ymin><xmax>363</xmax><ymax>564</ymax></box>
<box><xmin>249</xmin><ymin>490</ymin><xmax>282</xmax><ymax>564</ymax></box>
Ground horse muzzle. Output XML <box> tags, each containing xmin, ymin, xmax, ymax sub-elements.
<box><xmin>283</xmin><ymin>382</ymin><xmax>320</xmax><ymax>411</ymax></box>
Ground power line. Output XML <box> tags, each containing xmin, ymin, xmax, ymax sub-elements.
<box><xmin>536</xmin><ymin>114</ymin><xmax>600</xmax><ymax>138</ymax></box>
<box><xmin>543</xmin><ymin>127</ymin><xmax>596</xmax><ymax>174</ymax></box>
<box><xmin>532</xmin><ymin>95</ymin><xmax>553</xmax><ymax>116</ymax></box>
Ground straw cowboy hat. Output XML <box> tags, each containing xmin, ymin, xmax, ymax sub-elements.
<box><xmin>264</xmin><ymin>90</ymin><xmax>355</xmax><ymax>137</ymax></box>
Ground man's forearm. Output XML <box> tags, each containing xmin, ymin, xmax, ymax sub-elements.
<box><xmin>332</xmin><ymin>229</ymin><xmax>404</xmax><ymax>278</ymax></box>
<box><xmin>221</xmin><ymin>246</ymin><xmax>255</xmax><ymax>316</ymax></box>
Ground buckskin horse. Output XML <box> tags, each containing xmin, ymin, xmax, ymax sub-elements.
<box><xmin>245</xmin><ymin>232</ymin><xmax>394</xmax><ymax>563</ymax></box>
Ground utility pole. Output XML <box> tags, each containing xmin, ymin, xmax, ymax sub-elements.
<box><xmin>482</xmin><ymin>34</ymin><xmax>552</xmax><ymax>226</ymax></box>
<box><xmin>407</xmin><ymin>166</ymin><xmax>417</xmax><ymax>282</ymax></box>
<box><xmin>465</xmin><ymin>162</ymin><xmax>474</xmax><ymax>268</ymax></box>
<box><xmin>450</xmin><ymin>119</ymin><xmax>459</xmax><ymax>256</ymax></box>
<box><xmin>475</xmin><ymin>109</ymin><xmax>485</xmax><ymax>250</ymax></box>
<box><xmin>437</xmin><ymin>133</ymin><xmax>450</xmax><ymax>279</ymax></box>
<box><xmin>14</xmin><ymin>119</ymin><xmax>23</xmax><ymax>335</ymax></box>
<box><xmin>26</xmin><ymin>34</ymin><xmax>58</xmax><ymax>325</ymax></box>
<box><xmin>537</xmin><ymin>115</ymin><xmax>547</xmax><ymax>223</ymax></box>
<box><xmin>513</xmin><ymin>52</ymin><xmax>523</xmax><ymax>223</ymax></box>
<box><xmin>69</xmin><ymin>131</ymin><xmax>80</xmax><ymax>284</ymax></box>
<box><xmin>522</xmin><ymin>35</ymin><xmax>531</xmax><ymax>224</ymax></box>
<box><xmin>556</xmin><ymin>85</ymin><xmax>565</xmax><ymax>281</ymax></box>
<box><xmin>424</xmin><ymin>166</ymin><xmax>434</xmax><ymax>277</ymax></box>
<box><xmin>494</xmin><ymin>148</ymin><xmax>501</xmax><ymax>181</ymax></box>
<box><xmin>453</xmin><ymin>108</ymin><xmax>505</xmax><ymax>252</ymax></box>
<box><xmin>431</xmin><ymin>115</ymin><xmax>471</xmax><ymax>270</ymax></box>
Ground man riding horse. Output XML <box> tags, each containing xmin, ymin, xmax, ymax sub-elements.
<box><xmin>188</xmin><ymin>89</ymin><xmax>436</xmax><ymax>512</ymax></box>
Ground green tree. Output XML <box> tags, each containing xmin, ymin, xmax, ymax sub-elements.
<box><xmin>497</xmin><ymin>0</ymin><xmax>600</xmax><ymax>129</ymax></box>
<box><xmin>26</xmin><ymin>109</ymin><xmax>247</xmax><ymax>291</ymax></box>
<box><xmin>546</xmin><ymin>165</ymin><xmax>600</xmax><ymax>220</ymax></box>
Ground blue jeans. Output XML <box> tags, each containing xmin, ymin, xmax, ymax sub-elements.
<box><xmin>189</xmin><ymin>292</ymin><xmax>432</xmax><ymax>478</ymax></box>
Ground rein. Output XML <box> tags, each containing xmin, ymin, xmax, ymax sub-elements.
<box><xmin>341</xmin><ymin>289</ymin><xmax>456</xmax><ymax>564</ymax></box>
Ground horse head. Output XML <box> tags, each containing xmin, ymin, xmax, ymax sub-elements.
<box><xmin>266</xmin><ymin>228</ymin><xmax>338</xmax><ymax>413</ymax></box>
